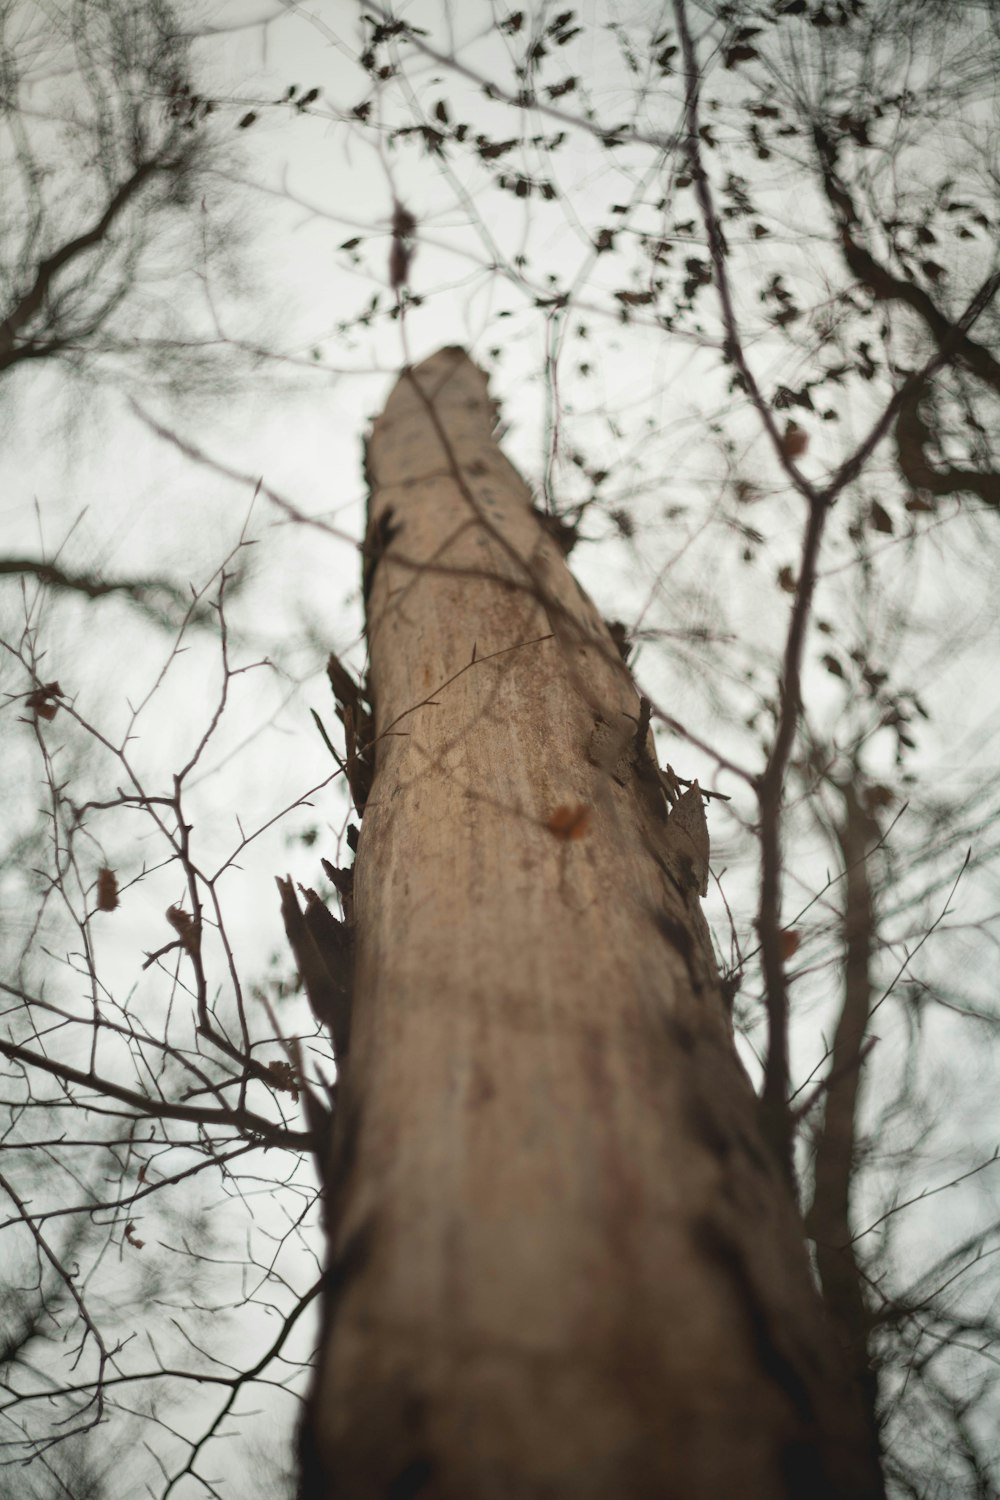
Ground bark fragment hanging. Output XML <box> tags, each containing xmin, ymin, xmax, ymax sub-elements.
<box><xmin>276</xmin><ymin>876</ymin><xmax>352</xmax><ymax>1061</ymax></box>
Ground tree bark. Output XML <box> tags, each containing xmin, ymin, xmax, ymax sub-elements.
<box><xmin>300</xmin><ymin>347</ymin><xmax>883</xmax><ymax>1500</ymax></box>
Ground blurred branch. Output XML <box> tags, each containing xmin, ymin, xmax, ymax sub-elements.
<box><xmin>0</xmin><ymin>1036</ymin><xmax>310</xmax><ymax>1150</ymax></box>
<box><xmin>805</xmin><ymin>773</ymin><xmax>882</xmax><ymax>1450</ymax></box>
<box><xmin>0</xmin><ymin>158</ymin><xmax>164</xmax><ymax>371</ymax></box>
<box><xmin>0</xmin><ymin>556</ymin><xmax>220</xmax><ymax>629</ymax></box>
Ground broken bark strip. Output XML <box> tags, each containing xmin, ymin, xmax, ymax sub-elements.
<box><xmin>300</xmin><ymin>348</ymin><xmax>883</xmax><ymax>1500</ymax></box>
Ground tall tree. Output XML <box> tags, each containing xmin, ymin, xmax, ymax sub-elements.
<box><xmin>298</xmin><ymin>345</ymin><xmax>881</xmax><ymax>1499</ymax></box>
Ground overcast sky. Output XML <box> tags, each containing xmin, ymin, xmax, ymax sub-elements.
<box><xmin>3</xmin><ymin>2</ymin><xmax>999</xmax><ymax>1493</ymax></box>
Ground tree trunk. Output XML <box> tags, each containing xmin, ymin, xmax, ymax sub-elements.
<box><xmin>299</xmin><ymin>347</ymin><xmax>883</xmax><ymax>1500</ymax></box>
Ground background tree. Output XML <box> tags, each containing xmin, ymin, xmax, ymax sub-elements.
<box><xmin>0</xmin><ymin>4</ymin><xmax>295</xmax><ymax>1494</ymax></box>
<box><xmin>2</xmin><ymin>1</ymin><xmax>999</xmax><ymax>1496</ymax></box>
<box><xmin>0</xmin><ymin>0</ymin><xmax>255</xmax><ymax>616</ymax></box>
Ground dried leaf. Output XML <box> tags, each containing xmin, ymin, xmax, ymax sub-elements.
<box><xmin>96</xmin><ymin>867</ymin><xmax>119</xmax><ymax>912</ymax></box>
<box><xmin>724</xmin><ymin>43</ymin><xmax>758</xmax><ymax>67</ymax></box>
<box><xmin>277</xmin><ymin>878</ymin><xmax>353</xmax><ymax>1059</ymax></box>
<box><xmin>25</xmin><ymin>681</ymin><xmax>63</xmax><ymax>721</ymax></box>
<box><xmin>779</xmin><ymin>421</ymin><xmax>809</xmax><ymax>459</ymax></box>
<box><xmin>658</xmin><ymin>763</ymin><xmax>682</xmax><ymax>805</ymax></box>
<box><xmin>547</xmin><ymin>803</ymin><xmax>591</xmax><ymax>840</ymax></box>
<box><xmin>663</xmin><ymin>783</ymin><xmax>710</xmax><ymax>896</ymax></box>
<box><xmin>869</xmin><ymin>500</ymin><xmax>894</xmax><ymax>534</ymax></box>
<box><xmin>863</xmin><ymin>783</ymin><xmax>895</xmax><ymax>814</ymax></box>
<box><xmin>166</xmin><ymin>905</ymin><xmax>201</xmax><ymax>955</ymax></box>
<box><xmin>124</xmin><ymin>1220</ymin><xmax>145</xmax><ymax>1251</ymax></box>
<box><xmin>779</xmin><ymin>929</ymin><xmax>801</xmax><ymax>960</ymax></box>
<box><xmin>389</xmin><ymin>238</ymin><xmax>414</xmax><ymax>290</ymax></box>
<box><xmin>614</xmin><ymin>289</ymin><xmax>655</xmax><ymax>308</ymax></box>
<box><xmin>267</xmin><ymin>1059</ymin><xmax>300</xmax><ymax>1102</ymax></box>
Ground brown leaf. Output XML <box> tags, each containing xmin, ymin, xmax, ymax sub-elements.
<box><xmin>546</xmin><ymin>803</ymin><xmax>591</xmax><ymax>840</ymax></box>
<box><xmin>868</xmin><ymin>500</ymin><xmax>894</xmax><ymax>534</ymax></box>
<box><xmin>779</xmin><ymin>929</ymin><xmax>801</xmax><ymax>960</ymax></box>
<box><xmin>25</xmin><ymin>681</ymin><xmax>63</xmax><ymax>721</ymax></box>
<box><xmin>96</xmin><ymin>867</ymin><xmax>119</xmax><ymax>912</ymax></box>
<box><xmin>778</xmin><ymin>565</ymin><xmax>797</xmax><ymax>594</ymax></box>
<box><xmin>124</xmin><ymin>1220</ymin><xmax>145</xmax><ymax>1251</ymax></box>
<box><xmin>267</xmin><ymin>1059</ymin><xmax>300</xmax><ymax>1102</ymax></box>
<box><xmin>166</xmin><ymin>905</ymin><xmax>201</xmax><ymax>955</ymax></box>
<box><xmin>724</xmin><ymin>43</ymin><xmax>758</xmax><ymax>67</ymax></box>
<box><xmin>389</xmin><ymin>238</ymin><xmax>414</xmax><ymax>290</ymax></box>
<box><xmin>391</xmin><ymin>198</ymin><xmax>417</xmax><ymax>240</ymax></box>
<box><xmin>779</xmin><ymin>421</ymin><xmax>809</xmax><ymax>459</ymax></box>
<box><xmin>664</xmin><ymin>783</ymin><xmax>710</xmax><ymax>896</ymax></box>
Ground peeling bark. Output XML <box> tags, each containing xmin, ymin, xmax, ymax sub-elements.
<box><xmin>299</xmin><ymin>348</ymin><xmax>883</xmax><ymax>1500</ymax></box>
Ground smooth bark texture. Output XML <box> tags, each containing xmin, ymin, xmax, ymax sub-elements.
<box><xmin>300</xmin><ymin>347</ymin><xmax>882</xmax><ymax>1499</ymax></box>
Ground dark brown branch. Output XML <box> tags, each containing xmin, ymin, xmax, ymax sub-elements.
<box><xmin>805</xmin><ymin>775</ymin><xmax>882</xmax><ymax>1461</ymax></box>
<box><xmin>0</xmin><ymin>556</ymin><xmax>216</xmax><ymax>627</ymax></box>
<box><xmin>895</xmin><ymin>383</ymin><xmax>1000</xmax><ymax>511</ymax></box>
<box><xmin>0</xmin><ymin>1037</ymin><xmax>311</xmax><ymax>1150</ymax></box>
<box><xmin>812</xmin><ymin>124</ymin><xmax>1000</xmax><ymax>506</ymax></box>
<box><xmin>0</xmin><ymin>1170</ymin><xmax>111</xmax><ymax>1434</ymax></box>
<box><xmin>753</xmin><ymin>486</ymin><xmax>829</xmax><ymax>1184</ymax></box>
<box><xmin>0</xmin><ymin>158</ymin><xmax>167</xmax><ymax>369</ymax></box>
<box><xmin>813</xmin><ymin>126</ymin><xmax>1000</xmax><ymax>396</ymax></box>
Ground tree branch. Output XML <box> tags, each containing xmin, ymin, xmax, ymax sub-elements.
<box><xmin>0</xmin><ymin>1037</ymin><xmax>311</xmax><ymax>1150</ymax></box>
<box><xmin>0</xmin><ymin>158</ymin><xmax>169</xmax><ymax>370</ymax></box>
